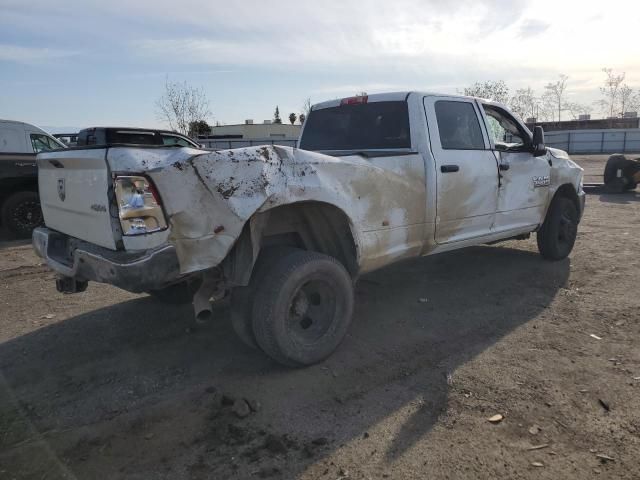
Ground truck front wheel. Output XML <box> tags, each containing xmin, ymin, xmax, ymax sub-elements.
<box><xmin>251</xmin><ymin>249</ymin><xmax>354</xmax><ymax>367</ymax></box>
<box><xmin>537</xmin><ymin>196</ymin><xmax>578</xmax><ymax>261</ymax></box>
<box><xmin>1</xmin><ymin>191</ymin><xmax>43</xmax><ymax>238</ymax></box>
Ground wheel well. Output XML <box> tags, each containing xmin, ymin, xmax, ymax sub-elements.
<box><xmin>221</xmin><ymin>202</ymin><xmax>359</xmax><ymax>286</ymax></box>
<box><xmin>0</xmin><ymin>179</ymin><xmax>38</xmax><ymax>203</ymax></box>
<box><xmin>554</xmin><ymin>183</ymin><xmax>580</xmax><ymax>215</ymax></box>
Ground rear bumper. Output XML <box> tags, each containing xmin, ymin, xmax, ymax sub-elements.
<box><xmin>32</xmin><ymin>227</ymin><xmax>182</xmax><ymax>293</ymax></box>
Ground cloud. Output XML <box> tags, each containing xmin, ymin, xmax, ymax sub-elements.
<box><xmin>518</xmin><ymin>19</ymin><xmax>550</xmax><ymax>38</ymax></box>
<box><xmin>0</xmin><ymin>44</ymin><xmax>79</xmax><ymax>63</ymax></box>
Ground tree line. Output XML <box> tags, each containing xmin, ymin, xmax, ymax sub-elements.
<box><xmin>155</xmin><ymin>68</ymin><xmax>640</xmax><ymax>136</ymax></box>
<box><xmin>463</xmin><ymin>68</ymin><xmax>640</xmax><ymax>122</ymax></box>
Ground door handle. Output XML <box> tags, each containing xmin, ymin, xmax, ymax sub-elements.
<box><xmin>441</xmin><ymin>165</ymin><xmax>459</xmax><ymax>173</ymax></box>
<box><xmin>499</xmin><ymin>163</ymin><xmax>510</xmax><ymax>171</ymax></box>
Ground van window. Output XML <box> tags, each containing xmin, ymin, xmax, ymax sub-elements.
<box><xmin>434</xmin><ymin>101</ymin><xmax>485</xmax><ymax>150</ymax></box>
<box><xmin>300</xmin><ymin>101</ymin><xmax>411</xmax><ymax>151</ymax></box>
<box><xmin>30</xmin><ymin>133</ymin><xmax>62</xmax><ymax>153</ymax></box>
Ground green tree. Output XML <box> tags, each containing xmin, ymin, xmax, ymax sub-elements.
<box><xmin>288</xmin><ymin>113</ymin><xmax>297</xmax><ymax>125</ymax></box>
<box><xmin>188</xmin><ymin>120</ymin><xmax>210</xmax><ymax>137</ymax></box>
<box><xmin>299</xmin><ymin>113</ymin><xmax>306</xmax><ymax>124</ymax></box>
<box><xmin>274</xmin><ymin>106</ymin><xmax>282</xmax><ymax>124</ymax></box>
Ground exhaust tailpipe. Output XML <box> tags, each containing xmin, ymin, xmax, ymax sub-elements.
<box><xmin>192</xmin><ymin>270</ymin><xmax>223</xmax><ymax>324</ymax></box>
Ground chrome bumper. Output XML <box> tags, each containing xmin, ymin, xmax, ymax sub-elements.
<box><xmin>32</xmin><ymin>227</ymin><xmax>182</xmax><ymax>293</ymax></box>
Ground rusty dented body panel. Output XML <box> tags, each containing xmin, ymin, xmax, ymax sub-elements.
<box><xmin>107</xmin><ymin>145</ymin><xmax>427</xmax><ymax>275</ymax></box>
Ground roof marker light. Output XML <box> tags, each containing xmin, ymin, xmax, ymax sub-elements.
<box><xmin>340</xmin><ymin>96</ymin><xmax>368</xmax><ymax>106</ymax></box>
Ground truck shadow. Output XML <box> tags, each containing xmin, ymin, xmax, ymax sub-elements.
<box><xmin>598</xmin><ymin>191</ymin><xmax>640</xmax><ymax>204</ymax></box>
<box><xmin>0</xmin><ymin>228</ymin><xmax>30</xmax><ymax>250</ymax></box>
<box><xmin>0</xmin><ymin>244</ymin><xmax>569</xmax><ymax>478</ymax></box>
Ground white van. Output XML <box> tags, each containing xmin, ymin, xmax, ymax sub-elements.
<box><xmin>0</xmin><ymin>120</ymin><xmax>65</xmax><ymax>237</ymax></box>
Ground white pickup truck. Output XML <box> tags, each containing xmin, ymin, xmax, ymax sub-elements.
<box><xmin>33</xmin><ymin>92</ymin><xmax>585</xmax><ymax>366</ymax></box>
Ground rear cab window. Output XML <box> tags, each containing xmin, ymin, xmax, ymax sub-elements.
<box><xmin>109</xmin><ymin>131</ymin><xmax>158</xmax><ymax>145</ymax></box>
<box><xmin>299</xmin><ymin>101</ymin><xmax>411</xmax><ymax>152</ymax></box>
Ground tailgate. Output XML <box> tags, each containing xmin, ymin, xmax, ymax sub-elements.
<box><xmin>37</xmin><ymin>148</ymin><xmax>119</xmax><ymax>249</ymax></box>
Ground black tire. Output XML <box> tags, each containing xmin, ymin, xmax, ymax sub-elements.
<box><xmin>251</xmin><ymin>249</ymin><xmax>354</xmax><ymax>367</ymax></box>
<box><xmin>537</xmin><ymin>196</ymin><xmax>578</xmax><ymax>261</ymax></box>
<box><xmin>229</xmin><ymin>246</ymin><xmax>297</xmax><ymax>349</ymax></box>
<box><xmin>1</xmin><ymin>191</ymin><xmax>43</xmax><ymax>238</ymax></box>
<box><xmin>147</xmin><ymin>278</ymin><xmax>202</xmax><ymax>305</ymax></box>
<box><xmin>604</xmin><ymin>154</ymin><xmax>640</xmax><ymax>192</ymax></box>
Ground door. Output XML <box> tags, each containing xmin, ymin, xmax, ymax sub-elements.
<box><xmin>424</xmin><ymin>96</ymin><xmax>500</xmax><ymax>244</ymax></box>
<box><xmin>479</xmin><ymin>103</ymin><xmax>551</xmax><ymax>232</ymax></box>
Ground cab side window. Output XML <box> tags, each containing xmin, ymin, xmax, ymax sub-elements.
<box><xmin>482</xmin><ymin>106</ymin><xmax>528</xmax><ymax>151</ymax></box>
<box><xmin>435</xmin><ymin>101</ymin><xmax>485</xmax><ymax>150</ymax></box>
<box><xmin>161</xmin><ymin>134</ymin><xmax>193</xmax><ymax>147</ymax></box>
<box><xmin>30</xmin><ymin>134</ymin><xmax>60</xmax><ymax>153</ymax></box>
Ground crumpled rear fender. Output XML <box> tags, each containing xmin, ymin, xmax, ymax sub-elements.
<box><xmin>108</xmin><ymin>145</ymin><xmax>426</xmax><ymax>275</ymax></box>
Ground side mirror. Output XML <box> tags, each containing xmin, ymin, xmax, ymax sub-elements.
<box><xmin>532</xmin><ymin>126</ymin><xmax>546</xmax><ymax>156</ymax></box>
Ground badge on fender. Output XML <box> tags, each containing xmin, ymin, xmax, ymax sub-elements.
<box><xmin>533</xmin><ymin>176</ymin><xmax>550</xmax><ymax>188</ymax></box>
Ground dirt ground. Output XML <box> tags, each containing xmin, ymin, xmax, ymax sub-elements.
<box><xmin>1</xmin><ymin>155</ymin><xmax>639</xmax><ymax>480</ymax></box>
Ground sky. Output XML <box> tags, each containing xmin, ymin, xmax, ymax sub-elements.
<box><xmin>1</xmin><ymin>0</ymin><xmax>639</xmax><ymax>131</ymax></box>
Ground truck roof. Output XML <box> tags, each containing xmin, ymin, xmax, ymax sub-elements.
<box><xmin>311</xmin><ymin>91</ymin><xmax>492</xmax><ymax>111</ymax></box>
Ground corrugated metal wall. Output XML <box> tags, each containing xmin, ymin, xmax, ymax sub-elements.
<box><xmin>544</xmin><ymin>128</ymin><xmax>640</xmax><ymax>154</ymax></box>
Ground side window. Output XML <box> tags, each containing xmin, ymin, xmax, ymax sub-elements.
<box><xmin>30</xmin><ymin>134</ymin><xmax>60</xmax><ymax>153</ymax></box>
<box><xmin>161</xmin><ymin>135</ymin><xmax>193</xmax><ymax>147</ymax></box>
<box><xmin>482</xmin><ymin>106</ymin><xmax>528</xmax><ymax>150</ymax></box>
<box><xmin>435</xmin><ymin>101</ymin><xmax>485</xmax><ymax>150</ymax></box>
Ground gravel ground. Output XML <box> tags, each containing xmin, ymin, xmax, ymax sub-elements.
<box><xmin>1</xmin><ymin>155</ymin><xmax>639</xmax><ymax>479</ymax></box>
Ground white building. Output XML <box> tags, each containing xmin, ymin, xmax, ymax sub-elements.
<box><xmin>199</xmin><ymin>120</ymin><xmax>301</xmax><ymax>149</ymax></box>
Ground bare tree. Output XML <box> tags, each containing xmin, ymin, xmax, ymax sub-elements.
<box><xmin>618</xmin><ymin>84</ymin><xmax>637</xmax><ymax>116</ymax></box>
<box><xmin>544</xmin><ymin>74</ymin><xmax>569</xmax><ymax>121</ymax></box>
<box><xmin>302</xmin><ymin>98</ymin><xmax>312</xmax><ymax>117</ymax></box>
<box><xmin>156</xmin><ymin>78</ymin><xmax>211</xmax><ymax>136</ymax></box>
<box><xmin>463</xmin><ymin>80</ymin><xmax>510</xmax><ymax>104</ymax></box>
<box><xmin>509</xmin><ymin>87</ymin><xmax>540</xmax><ymax>121</ymax></box>
<box><xmin>598</xmin><ymin>68</ymin><xmax>625</xmax><ymax>118</ymax></box>
<box><xmin>565</xmin><ymin>102</ymin><xmax>592</xmax><ymax>120</ymax></box>
<box><xmin>288</xmin><ymin>112</ymin><xmax>297</xmax><ymax>125</ymax></box>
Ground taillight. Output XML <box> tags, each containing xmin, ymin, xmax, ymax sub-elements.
<box><xmin>340</xmin><ymin>95</ymin><xmax>368</xmax><ymax>106</ymax></box>
<box><xmin>114</xmin><ymin>176</ymin><xmax>167</xmax><ymax>235</ymax></box>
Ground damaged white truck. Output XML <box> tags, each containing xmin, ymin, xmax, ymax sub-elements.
<box><xmin>33</xmin><ymin>92</ymin><xmax>585</xmax><ymax>366</ymax></box>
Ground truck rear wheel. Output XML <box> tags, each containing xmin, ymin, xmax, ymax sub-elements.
<box><xmin>229</xmin><ymin>246</ymin><xmax>297</xmax><ymax>349</ymax></box>
<box><xmin>537</xmin><ymin>196</ymin><xmax>578</xmax><ymax>261</ymax></box>
<box><xmin>251</xmin><ymin>249</ymin><xmax>354</xmax><ymax>367</ymax></box>
<box><xmin>1</xmin><ymin>191</ymin><xmax>43</xmax><ymax>238</ymax></box>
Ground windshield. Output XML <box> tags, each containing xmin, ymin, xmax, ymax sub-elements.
<box><xmin>299</xmin><ymin>101</ymin><xmax>411</xmax><ymax>151</ymax></box>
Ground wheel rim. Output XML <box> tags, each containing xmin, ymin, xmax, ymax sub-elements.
<box><xmin>286</xmin><ymin>279</ymin><xmax>337</xmax><ymax>345</ymax></box>
<box><xmin>558</xmin><ymin>206</ymin><xmax>577</xmax><ymax>246</ymax></box>
<box><xmin>12</xmin><ymin>200</ymin><xmax>43</xmax><ymax>231</ymax></box>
